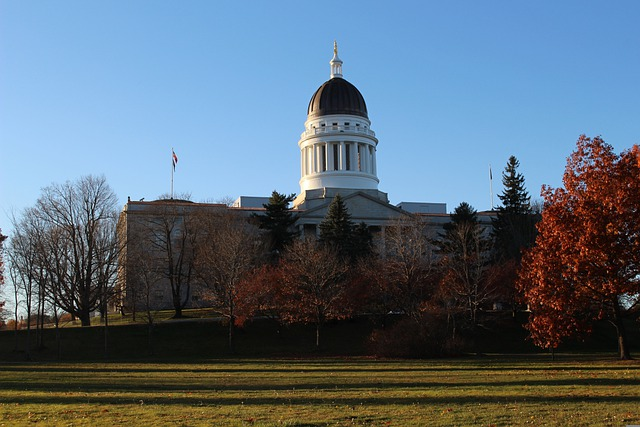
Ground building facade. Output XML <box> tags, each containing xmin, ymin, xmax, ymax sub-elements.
<box><xmin>116</xmin><ymin>43</ymin><xmax>493</xmax><ymax>311</ymax></box>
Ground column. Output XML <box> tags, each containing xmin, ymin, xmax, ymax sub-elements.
<box><xmin>327</xmin><ymin>143</ymin><xmax>334</xmax><ymax>171</ymax></box>
<box><xmin>372</xmin><ymin>147</ymin><xmax>377</xmax><ymax>175</ymax></box>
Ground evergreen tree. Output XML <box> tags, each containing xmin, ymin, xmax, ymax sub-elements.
<box><xmin>319</xmin><ymin>195</ymin><xmax>354</xmax><ymax>258</ymax></box>
<box><xmin>438</xmin><ymin>202</ymin><xmax>479</xmax><ymax>255</ymax></box>
<box><xmin>255</xmin><ymin>191</ymin><xmax>298</xmax><ymax>259</ymax></box>
<box><xmin>497</xmin><ymin>156</ymin><xmax>531</xmax><ymax>214</ymax></box>
<box><xmin>351</xmin><ymin>221</ymin><xmax>374</xmax><ymax>259</ymax></box>
<box><xmin>492</xmin><ymin>156</ymin><xmax>538</xmax><ymax>260</ymax></box>
<box><xmin>437</xmin><ymin>202</ymin><xmax>493</xmax><ymax>325</ymax></box>
<box><xmin>318</xmin><ymin>195</ymin><xmax>374</xmax><ymax>260</ymax></box>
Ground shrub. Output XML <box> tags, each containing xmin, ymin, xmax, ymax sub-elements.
<box><xmin>368</xmin><ymin>313</ymin><xmax>467</xmax><ymax>358</ymax></box>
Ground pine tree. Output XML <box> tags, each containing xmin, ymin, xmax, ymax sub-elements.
<box><xmin>319</xmin><ymin>195</ymin><xmax>355</xmax><ymax>258</ymax></box>
<box><xmin>255</xmin><ymin>191</ymin><xmax>298</xmax><ymax>259</ymax></box>
<box><xmin>351</xmin><ymin>221</ymin><xmax>374</xmax><ymax>259</ymax></box>
<box><xmin>498</xmin><ymin>156</ymin><xmax>531</xmax><ymax>215</ymax></box>
<box><xmin>492</xmin><ymin>156</ymin><xmax>538</xmax><ymax>261</ymax></box>
<box><xmin>439</xmin><ymin>202</ymin><xmax>480</xmax><ymax>255</ymax></box>
<box><xmin>437</xmin><ymin>202</ymin><xmax>493</xmax><ymax>325</ymax></box>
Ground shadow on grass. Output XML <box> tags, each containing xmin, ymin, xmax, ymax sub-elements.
<box><xmin>2</xmin><ymin>375</ymin><xmax>639</xmax><ymax>393</ymax></box>
<box><xmin>1</xmin><ymin>354</ymin><xmax>638</xmax><ymax>374</ymax></box>
<box><xmin>0</xmin><ymin>393</ymin><xmax>638</xmax><ymax>407</ymax></box>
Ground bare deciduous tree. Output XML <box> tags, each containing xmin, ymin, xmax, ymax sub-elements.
<box><xmin>140</xmin><ymin>201</ymin><xmax>200</xmax><ymax>318</ymax></box>
<box><xmin>379</xmin><ymin>217</ymin><xmax>439</xmax><ymax>322</ymax></box>
<box><xmin>194</xmin><ymin>211</ymin><xmax>263</xmax><ymax>352</ymax></box>
<box><xmin>31</xmin><ymin>175</ymin><xmax>120</xmax><ymax>327</ymax></box>
<box><xmin>439</xmin><ymin>220</ymin><xmax>495</xmax><ymax>325</ymax></box>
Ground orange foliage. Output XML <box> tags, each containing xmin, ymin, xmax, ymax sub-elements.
<box><xmin>518</xmin><ymin>136</ymin><xmax>640</xmax><ymax>357</ymax></box>
<box><xmin>234</xmin><ymin>264</ymin><xmax>284</xmax><ymax>326</ymax></box>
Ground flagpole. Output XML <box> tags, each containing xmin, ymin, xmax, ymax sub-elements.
<box><xmin>171</xmin><ymin>147</ymin><xmax>174</xmax><ymax>199</ymax></box>
<box><xmin>489</xmin><ymin>163</ymin><xmax>494</xmax><ymax>210</ymax></box>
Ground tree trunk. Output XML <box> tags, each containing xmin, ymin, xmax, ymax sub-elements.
<box><xmin>103</xmin><ymin>302</ymin><xmax>109</xmax><ymax>360</ymax></box>
<box><xmin>228</xmin><ymin>316</ymin><xmax>235</xmax><ymax>353</ymax></box>
<box><xmin>612</xmin><ymin>299</ymin><xmax>631</xmax><ymax>360</ymax></box>
<box><xmin>12</xmin><ymin>292</ymin><xmax>19</xmax><ymax>352</ymax></box>
<box><xmin>55</xmin><ymin>322</ymin><xmax>62</xmax><ymax>360</ymax></box>
<box><xmin>53</xmin><ymin>308</ymin><xmax>62</xmax><ymax>360</ymax></box>
<box><xmin>315</xmin><ymin>322</ymin><xmax>321</xmax><ymax>349</ymax></box>
<box><xmin>25</xmin><ymin>312</ymin><xmax>32</xmax><ymax>361</ymax></box>
<box><xmin>37</xmin><ymin>295</ymin><xmax>45</xmax><ymax>350</ymax></box>
<box><xmin>79</xmin><ymin>310</ymin><xmax>92</xmax><ymax>327</ymax></box>
<box><xmin>147</xmin><ymin>321</ymin><xmax>155</xmax><ymax>356</ymax></box>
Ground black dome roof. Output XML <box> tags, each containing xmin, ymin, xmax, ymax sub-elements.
<box><xmin>307</xmin><ymin>77</ymin><xmax>368</xmax><ymax>119</ymax></box>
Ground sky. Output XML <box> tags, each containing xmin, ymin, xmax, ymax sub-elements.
<box><xmin>1</xmin><ymin>1</ymin><xmax>640</xmax><ymax>236</ymax></box>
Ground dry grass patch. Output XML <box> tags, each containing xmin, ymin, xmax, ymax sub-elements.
<box><xmin>0</xmin><ymin>356</ymin><xmax>638</xmax><ymax>426</ymax></box>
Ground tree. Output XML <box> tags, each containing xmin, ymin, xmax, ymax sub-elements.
<box><xmin>319</xmin><ymin>195</ymin><xmax>372</xmax><ymax>260</ymax></box>
<box><xmin>194</xmin><ymin>211</ymin><xmax>263</xmax><ymax>352</ymax></box>
<box><xmin>141</xmin><ymin>201</ymin><xmax>200</xmax><ymax>318</ymax></box>
<box><xmin>255</xmin><ymin>191</ymin><xmax>298</xmax><ymax>260</ymax></box>
<box><xmin>30</xmin><ymin>175</ymin><xmax>120</xmax><ymax>327</ymax></box>
<box><xmin>518</xmin><ymin>135</ymin><xmax>640</xmax><ymax>359</ymax></box>
<box><xmin>497</xmin><ymin>156</ymin><xmax>531</xmax><ymax>214</ymax></box>
<box><xmin>492</xmin><ymin>156</ymin><xmax>538</xmax><ymax>261</ymax></box>
<box><xmin>235</xmin><ymin>263</ymin><xmax>284</xmax><ymax>325</ymax></box>
<box><xmin>125</xmin><ymin>225</ymin><xmax>165</xmax><ymax>354</ymax></box>
<box><xmin>319</xmin><ymin>195</ymin><xmax>353</xmax><ymax>255</ymax></box>
<box><xmin>351</xmin><ymin>222</ymin><xmax>374</xmax><ymax>258</ymax></box>
<box><xmin>379</xmin><ymin>217</ymin><xmax>439</xmax><ymax>322</ymax></box>
<box><xmin>441</xmin><ymin>202</ymin><xmax>478</xmax><ymax>242</ymax></box>
<box><xmin>0</xmin><ymin>229</ymin><xmax>6</xmax><ymax>326</ymax></box>
<box><xmin>278</xmin><ymin>238</ymin><xmax>350</xmax><ymax>348</ymax></box>
<box><xmin>0</xmin><ymin>229</ymin><xmax>6</xmax><ymax>285</ymax></box>
<box><xmin>437</xmin><ymin>202</ymin><xmax>494</xmax><ymax>327</ymax></box>
<box><xmin>7</xmin><ymin>212</ymin><xmax>44</xmax><ymax>357</ymax></box>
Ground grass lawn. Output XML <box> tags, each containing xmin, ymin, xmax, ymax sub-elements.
<box><xmin>0</xmin><ymin>355</ymin><xmax>638</xmax><ymax>426</ymax></box>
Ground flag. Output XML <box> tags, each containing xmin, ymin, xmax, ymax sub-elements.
<box><xmin>489</xmin><ymin>164</ymin><xmax>492</xmax><ymax>180</ymax></box>
<box><xmin>172</xmin><ymin>150</ymin><xmax>178</xmax><ymax>170</ymax></box>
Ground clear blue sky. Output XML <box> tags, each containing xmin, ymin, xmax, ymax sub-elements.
<box><xmin>2</xmin><ymin>1</ymin><xmax>639</xmax><ymax>234</ymax></box>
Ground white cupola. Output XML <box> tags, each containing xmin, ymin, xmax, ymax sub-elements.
<box><xmin>297</xmin><ymin>42</ymin><xmax>380</xmax><ymax>196</ymax></box>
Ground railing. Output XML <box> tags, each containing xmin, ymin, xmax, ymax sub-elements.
<box><xmin>300</xmin><ymin>125</ymin><xmax>376</xmax><ymax>139</ymax></box>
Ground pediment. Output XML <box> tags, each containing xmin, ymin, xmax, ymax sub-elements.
<box><xmin>297</xmin><ymin>191</ymin><xmax>412</xmax><ymax>226</ymax></box>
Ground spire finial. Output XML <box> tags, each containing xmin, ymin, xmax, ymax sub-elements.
<box><xmin>330</xmin><ymin>40</ymin><xmax>343</xmax><ymax>79</ymax></box>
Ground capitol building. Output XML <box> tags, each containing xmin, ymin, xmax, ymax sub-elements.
<box><xmin>117</xmin><ymin>43</ymin><xmax>492</xmax><ymax>310</ymax></box>
<box><xmin>235</xmin><ymin>42</ymin><xmax>450</xmax><ymax>235</ymax></box>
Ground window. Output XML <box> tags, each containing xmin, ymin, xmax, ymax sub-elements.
<box><xmin>333</xmin><ymin>144</ymin><xmax>339</xmax><ymax>170</ymax></box>
<box><xmin>345</xmin><ymin>143</ymin><xmax>351</xmax><ymax>170</ymax></box>
<box><xmin>321</xmin><ymin>144</ymin><xmax>327</xmax><ymax>172</ymax></box>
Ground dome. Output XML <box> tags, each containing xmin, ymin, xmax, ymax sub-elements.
<box><xmin>307</xmin><ymin>77</ymin><xmax>368</xmax><ymax>119</ymax></box>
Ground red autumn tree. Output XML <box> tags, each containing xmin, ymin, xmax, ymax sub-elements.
<box><xmin>234</xmin><ymin>263</ymin><xmax>284</xmax><ymax>326</ymax></box>
<box><xmin>518</xmin><ymin>135</ymin><xmax>640</xmax><ymax>359</ymax></box>
<box><xmin>277</xmin><ymin>237</ymin><xmax>350</xmax><ymax>349</ymax></box>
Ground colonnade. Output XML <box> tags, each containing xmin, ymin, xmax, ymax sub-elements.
<box><xmin>301</xmin><ymin>141</ymin><xmax>376</xmax><ymax>176</ymax></box>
